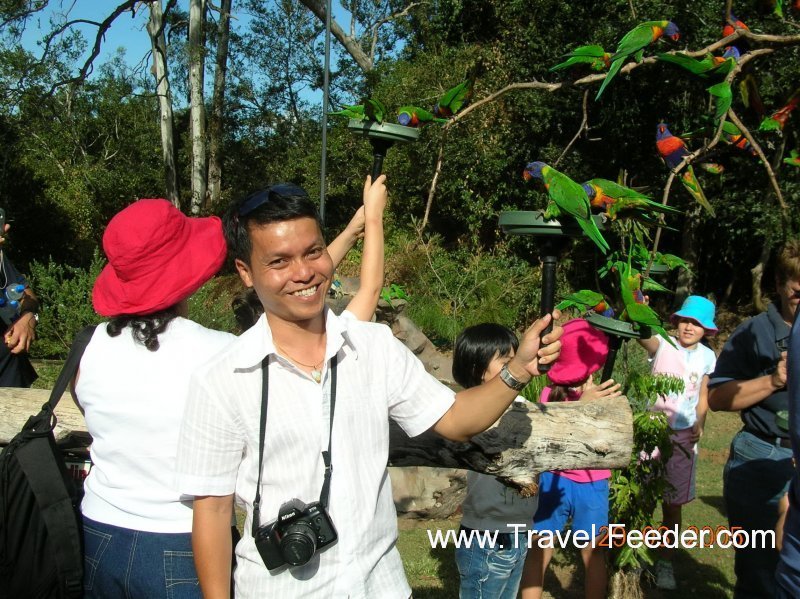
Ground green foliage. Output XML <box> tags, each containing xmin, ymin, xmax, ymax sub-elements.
<box><xmin>624</xmin><ymin>371</ymin><xmax>685</xmax><ymax>412</ymax></box>
<box><xmin>27</xmin><ymin>250</ymin><xmax>105</xmax><ymax>358</ymax></box>
<box><xmin>186</xmin><ymin>275</ymin><xmax>240</xmax><ymax>335</ymax></box>
<box><xmin>380</xmin><ymin>283</ymin><xmax>409</xmax><ymax>303</ymax></box>
<box><xmin>520</xmin><ymin>374</ymin><xmax>548</xmax><ymax>403</ymax></box>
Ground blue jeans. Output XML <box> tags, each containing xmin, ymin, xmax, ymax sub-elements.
<box><xmin>82</xmin><ymin>516</ymin><xmax>201</xmax><ymax>599</ymax></box>
<box><xmin>723</xmin><ymin>430</ymin><xmax>793</xmax><ymax>599</ymax></box>
<box><xmin>455</xmin><ymin>529</ymin><xmax>529</xmax><ymax>599</ymax></box>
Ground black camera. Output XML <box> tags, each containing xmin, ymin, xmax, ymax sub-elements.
<box><xmin>254</xmin><ymin>499</ymin><xmax>338</xmax><ymax>571</ymax></box>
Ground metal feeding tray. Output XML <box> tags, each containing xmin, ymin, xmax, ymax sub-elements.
<box><xmin>498</xmin><ymin>210</ymin><xmax>604</xmax><ymax>237</ymax></box>
<box><xmin>584</xmin><ymin>312</ymin><xmax>649</xmax><ymax>340</ymax></box>
<box><xmin>346</xmin><ymin>119</ymin><xmax>420</xmax><ymax>143</ymax></box>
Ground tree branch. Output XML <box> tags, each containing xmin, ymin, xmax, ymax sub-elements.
<box><xmin>369</xmin><ymin>2</ymin><xmax>421</xmax><ymax>65</ymax></box>
<box><xmin>421</xmin><ymin>133</ymin><xmax>447</xmax><ymax>231</ymax></box>
<box><xmin>554</xmin><ymin>89</ymin><xmax>590</xmax><ymax>167</ymax></box>
<box><xmin>298</xmin><ymin>0</ymin><xmax>373</xmax><ymax>72</ymax></box>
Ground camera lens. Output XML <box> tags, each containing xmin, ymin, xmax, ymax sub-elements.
<box><xmin>280</xmin><ymin>521</ymin><xmax>317</xmax><ymax>566</ymax></box>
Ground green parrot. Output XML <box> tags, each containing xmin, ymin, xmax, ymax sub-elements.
<box><xmin>784</xmin><ymin>149</ymin><xmax>800</xmax><ymax>167</ymax></box>
<box><xmin>617</xmin><ymin>262</ymin><xmax>676</xmax><ymax>347</ymax></box>
<box><xmin>556</xmin><ymin>290</ymin><xmax>614</xmax><ymax>317</ymax></box>
<box><xmin>523</xmin><ymin>161</ymin><xmax>610</xmax><ymax>254</ymax></box>
<box><xmin>582</xmin><ymin>178</ymin><xmax>681</xmax><ymax>221</ymax></box>
<box><xmin>596</xmin><ymin>20</ymin><xmax>681</xmax><ymax>100</ymax></box>
<box><xmin>656</xmin><ymin>47</ymin><xmax>738</xmax><ymax>79</ymax></box>
<box><xmin>708</xmin><ymin>81</ymin><xmax>733</xmax><ymax>122</ymax></box>
<box><xmin>363</xmin><ymin>98</ymin><xmax>387</xmax><ymax>123</ymax></box>
<box><xmin>433</xmin><ymin>80</ymin><xmax>472</xmax><ymax>118</ymax></box>
<box><xmin>329</xmin><ymin>104</ymin><xmax>365</xmax><ymax>120</ymax></box>
<box><xmin>550</xmin><ymin>45</ymin><xmax>611</xmax><ymax>72</ymax></box>
<box><xmin>397</xmin><ymin>106</ymin><xmax>447</xmax><ymax>127</ymax></box>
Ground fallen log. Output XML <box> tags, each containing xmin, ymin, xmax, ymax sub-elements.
<box><xmin>1</xmin><ymin>388</ymin><xmax>633</xmax><ymax>496</ymax></box>
<box><xmin>389</xmin><ymin>395</ymin><xmax>632</xmax><ymax>496</ymax></box>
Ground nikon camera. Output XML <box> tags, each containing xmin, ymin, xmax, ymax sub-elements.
<box><xmin>255</xmin><ymin>499</ymin><xmax>338</xmax><ymax>571</ymax></box>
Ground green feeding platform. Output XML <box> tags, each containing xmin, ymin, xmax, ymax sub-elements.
<box><xmin>347</xmin><ymin>119</ymin><xmax>420</xmax><ymax>180</ymax></box>
<box><xmin>499</xmin><ymin>210</ymin><xmax>604</xmax><ymax>237</ymax></box>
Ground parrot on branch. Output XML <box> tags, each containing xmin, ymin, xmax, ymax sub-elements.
<box><xmin>784</xmin><ymin>149</ymin><xmax>800</xmax><ymax>166</ymax></box>
<box><xmin>722</xmin><ymin>13</ymin><xmax>750</xmax><ymax>39</ymax></box>
<box><xmin>722</xmin><ymin>121</ymin><xmax>757</xmax><ymax>156</ymax></box>
<box><xmin>550</xmin><ymin>45</ymin><xmax>612</xmax><ymax>72</ymax></box>
<box><xmin>617</xmin><ymin>262</ymin><xmax>676</xmax><ymax>347</ymax></box>
<box><xmin>397</xmin><ymin>106</ymin><xmax>447</xmax><ymax>127</ymax></box>
<box><xmin>595</xmin><ymin>20</ymin><xmax>680</xmax><ymax>101</ymax></box>
<box><xmin>522</xmin><ymin>161</ymin><xmax>610</xmax><ymax>254</ymax></box>
<box><xmin>655</xmin><ymin>123</ymin><xmax>715</xmax><ymax>216</ymax></box>
<box><xmin>656</xmin><ymin>46</ymin><xmax>739</xmax><ymax>79</ymax></box>
<box><xmin>759</xmin><ymin>89</ymin><xmax>800</xmax><ymax>132</ymax></box>
<box><xmin>556</xmin><ymin>290</ymin><xmax>615</xmax><ymax>317</ymax></box>
<box><xmin>582</xmin><ymin>178</ymin><xmax>681</xmax><ymax>221</ymax></box>
<box><xmin>433</xmin><ymin>80</ymin><xmax>473</xmax><ymax>119</ymax></box>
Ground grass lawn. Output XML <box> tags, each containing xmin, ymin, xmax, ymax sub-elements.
<box><xmin>397</xmin><ymin>409</ymin><xmax>744</xmax><ymax>598</ymax></box>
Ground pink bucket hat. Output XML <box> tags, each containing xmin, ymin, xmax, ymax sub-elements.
<box><xmin>547</xmin><ymin>318</ymin><xmax>610</xmax><ymax>386</ymax></box>
<box><xmin>92</xmin><ymin>199</ymin><xmax>227</xmax><ymax>317</ymax></box>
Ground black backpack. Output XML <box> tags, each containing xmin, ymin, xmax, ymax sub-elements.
<box><xmin>0</xmin><ymin>325</ymin><xmax>96</xmax><ymax>599</ymax></box>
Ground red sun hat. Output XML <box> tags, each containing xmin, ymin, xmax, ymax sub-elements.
<box><xmin>92</xmin><ymin>199</ymin><xmax>227</xmax><ymax>317</ymax></box>
<box><xmin>547</xmin><ymin>318</ymin><xmax>610</xmax><ymax>386</ymax></box>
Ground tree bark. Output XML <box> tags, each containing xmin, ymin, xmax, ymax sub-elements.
<box><xmin>298</xmin><ymin>0</ymin><xmax>373</xmax><ymax>73</ymax></box>
<box><xmin>206</xmin><ymin>0</ymin><xmax>232</xmax><ymax>210</ymax></box>
<box><xmin>146</xmin><ymin>0</ymin><xmax>179</xmax><ymax>207</ymax></box>
<box><xmin>674</xmin><ymin>203</ymin><xmax>702</xmax><ymax>307</ymax></box>
<box><xmin>1</xmin><ymin>390</ymin><xmax>632</xmax><ymax>496</ymax></box>
<box><xmin>188</xmin><ymin>0</ymin><xmax>208</xmax><ymax>215</ymax></box>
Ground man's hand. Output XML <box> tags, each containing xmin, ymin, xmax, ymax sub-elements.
<box><xmin>363</xmin><ymin>174</ymin><xmax>388</xmax><ymax>220</ymax></box>
<box><xmin>690</xmin><ymin>420</ymin><xmax>704</xmax><ymax>444</ymax></box>
<box><xmin>5</xmin><ymin>312</ymin><xmax>36</xmax><ymax>354</ymax></box>
<box><xmin>507</xmin><ymin>311</ymin><xmax>563</xmax><ymax>380</ymax></box>
<box><xmin>771</xmin><ymin>352</ymin><xmax>788</xmax><ymax>390</ymax></box>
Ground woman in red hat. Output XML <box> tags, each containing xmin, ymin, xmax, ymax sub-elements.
<box><xmin>74</xmin><ymin>199</ymin><xmax>234</xmax><ymax>599</ymax></box>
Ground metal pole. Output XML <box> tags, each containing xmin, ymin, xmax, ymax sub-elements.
<box><xmin>319</xmin><ymin>0</ymin><xmax>332</xmax><ymax>224</ymax></box>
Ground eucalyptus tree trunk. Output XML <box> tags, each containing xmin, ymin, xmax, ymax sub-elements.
<box><xmin>188</xmin><ymin>0</ymin><xmax>207</xmax><ymax>215</ymax></box>
<box><xmin>206</xmin><ymin>0</ymin><xmax>232</xmax><ymax>210</ymax></box>
<box><xmin>146</xmin><ymin>0</ymin><xmax>179</xmax><ymax>207</ymax></box>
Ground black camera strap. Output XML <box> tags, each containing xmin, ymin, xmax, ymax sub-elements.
<box><xmin>252</xmin><ymin>354</ymin><xmax>338</xmax><ymax>538</ymax></box>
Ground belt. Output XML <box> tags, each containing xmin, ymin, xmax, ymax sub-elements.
<box><xmin>459</xmin><ymin>525</ymin><xmax>517</xmax><ymax>549</ymax></box>
<box><xmin>744</xmin><ymin>429</ymin><xmax>793</xmax><ymax>449</ymax></box>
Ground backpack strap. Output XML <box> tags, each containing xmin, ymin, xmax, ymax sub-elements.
<box><xmin>15</xmin><ymin>325</ymin><xmax>97</xmax><ymax>598</ymax></box>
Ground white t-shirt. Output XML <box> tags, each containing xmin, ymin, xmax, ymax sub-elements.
<box><xmin>176</xmin><ymin>309</ymin><xmax>456</xmax><ymax>599</ymax></box>
<box><xmin>76</xmin><ymin>318</ymin><xmax>235</xmax><ymax>532</ymax></box>
<box><xmin>650</xmin><ymin>336</ymin><xmax>717</xmax><ymax>430</ymax></box>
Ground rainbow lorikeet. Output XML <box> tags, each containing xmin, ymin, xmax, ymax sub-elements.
<box><xmin>556</xmin><ymin>290</ymin><xmax>615</xmax><ymax>317</ymax></box>
<box><xmin>656</xmin><ymin>47</ymin><xmax>738</xmax><ymax>79</ymax></box>
<box><xmin>363</xmin><ymin>98</ymin><xmax>387</xmax><ymax>123</ymax></box>
<box><xmin>759</xmin><ymin>89</ymin><xmax>800</xmax><ymax>132</ymax></box>
<box><xmin>329</xmin><ymin>104</ymin><xmax>365</xmax><ymax>120</ymax></box>
<box><xmin>708</xmin><ymin>81</ymin><xmax>732</xmax><ymax>122</ymax></box>
<box><xmin>397</xmin><ymin>106</ymin><xmax>447</xmax><ymax>127</ymax></box>
<box><xmin>550</xmin><ymin>45</ymin><xmax>611</xmax><ymax>72</ymax></box>
<box><xmin>722</xmin><ymin>13</ymin><xmax>749</xmax><ymax>38</ymax></box>
<box><xmin>655</xmin><ymin>123</ymin><xmax>715</xmax><ymax>216</ymax></box>
<box><xmin>784</xmin><ymin>149</ymin><xmax>800</xmax><ymax>166</ymax></box>
<box><xmin>433</xmin><ymin>80</ymin><xmax>472</xmax><ymax>118</ymax></box>
<box><xmin>722</xmin><ymin>121</ymin><xmax>757</xmax><ymax>156</ymax></box>
<box><xmin>617</xmin><ymin>262</ymin><xmax>676</xmax><ymax>347</ymax></box>
<box><xmin>582</xmin><ymin>178</ymin><xmax>681</xmax><ymax>221</ymax></box>
<box><xmin>522</xmin><ymin>161</ymin><xmax>610</xmax><ymax>254</ymax></box>
<box><xmin>595</xmin><ymin>20</ymin><xmax>680</xmax><ymax>101</ymax></box>
<box><xmin>699</xmin><ymin>162</ymin><xmax>725</xmax><ymax>175</ymax></box>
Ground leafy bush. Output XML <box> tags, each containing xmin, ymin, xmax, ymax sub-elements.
<box><xmin>28</xmin><ymin>250</ymin><xmax>105</xmax><ymax>358</ymax></box>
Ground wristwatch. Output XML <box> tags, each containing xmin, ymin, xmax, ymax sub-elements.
<box><xmin>499</xmin><ymin>363</ymin><xmax>528</xmax><ymax>391</ymax></box>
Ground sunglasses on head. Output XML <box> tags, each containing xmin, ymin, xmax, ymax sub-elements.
<box><xmin>238</xmin><ymin>183</ymin><xmax>309</xmax><ymax>217</ymax></box>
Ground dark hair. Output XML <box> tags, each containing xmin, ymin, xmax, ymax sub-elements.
<box><xmin>452</xmin><ymin>323</ymin><xmax>519</xmax><ymax>389</ymax></box>
<box><xmin>106</xmin><ymin>305</ymin><xmax>180</xmax><ymax>351</ymax></box>
<box><xmin>232</xmin><ymin>288</ymin><xmax>264</xmax><ymax>332</ymax></box>
<box><xmin>223</xmin><ymin>184</ymin><xmax>323</xmax><ymax>264</ymax></box>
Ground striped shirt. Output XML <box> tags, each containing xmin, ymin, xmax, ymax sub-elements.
<box><xmin>176</xmin><ymin>309</ymin><xmax>455</xmax><ymax>598</ymax></box>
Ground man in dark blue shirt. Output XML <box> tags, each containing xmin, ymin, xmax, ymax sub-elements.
<box><xmin>776</xmin><ymin>298</ymin><xmax>800</xmax><ymax>597</ymax></box>
<box><xmin>709</xmin><ymin>240</ymin><xmax>800</xmax><ymax>599</ymax></box>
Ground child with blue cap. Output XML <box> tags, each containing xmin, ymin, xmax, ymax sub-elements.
<box><xmin>637</xmin><ymin>295</ymin><xmax>718</xmax><ymax>590</ymax></box>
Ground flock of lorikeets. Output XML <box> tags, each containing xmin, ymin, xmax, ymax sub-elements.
<box><xmin>330</xmin><ymin>8</ymin><xmax>798</xmax><ymax>341</ymax></box>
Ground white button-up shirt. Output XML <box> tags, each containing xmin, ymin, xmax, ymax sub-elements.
<box><xmin>177</xmin><ymin>309</ymin><xmax>455</xmax><ymax>598</ymax></box>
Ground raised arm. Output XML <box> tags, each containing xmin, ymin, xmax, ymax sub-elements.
<box><xmin>345</xmin><ymin>175</ymin><xmax>387</xmax><ymax>321</ymax></box>
<box><xmin>327</xmin><ymin>206</ymin><xmax>365</xmax><ymax>268</ymax></box>
<box><xmin>708</xmin><ymin>355</ymin><xmax>787</xmax><ymax>412</ymax></box>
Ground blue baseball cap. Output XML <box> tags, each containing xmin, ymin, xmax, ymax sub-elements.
<box><xmin>670</xmin><ymin>295</ymin><xmax>718</xmax><ymax>336</ymax></box>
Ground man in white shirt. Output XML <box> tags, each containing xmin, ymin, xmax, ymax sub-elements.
<box><xmin>176</xmin><ymin>182</ymin><xmax>562</xmax><ymax>599</ymax></box>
